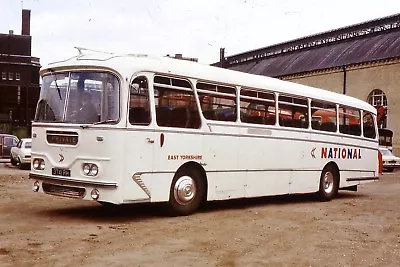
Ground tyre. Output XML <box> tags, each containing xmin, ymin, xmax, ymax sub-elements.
<box><xmin>10</xmin><ymin>156</ymin><xmax>17</xmax><ymax>166</ymax></box>
<box><xmin>386</xmin><ymin>167</ymin><xmax>394</xmax><ymax>173</ymax></box>
<box><xmin>318</xmin><ymin>165</ymin><xmax>339</xmax><ymax>201</ymax></box>
<box><xmin>169</xmin><ymin>168</ymin><xmax>205</xmax><ymax>216</ymax></box>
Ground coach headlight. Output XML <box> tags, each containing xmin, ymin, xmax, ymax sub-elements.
<box><xmin>39</xmin><ymin>160</ymin><xmax>46</xmax><ymax>170</ymax></box>
<box><xmin>33</xmin><ymin>159</ymin><xmax>39</xmax><ymax>169</ymax></box>
<box><xmin>83</xmin><ymin>164</ymin><xmax>91</xmax><ymax>175</ymax></box>
<box><xmin>82</xmin><ymin>163</ymin><xmax>99</xmax><ymax>177</ymax></box>
<box><xmin>33</xmin><ymin>158</ymin><xmax>45</xmax><ymax>170</ymax></box>
<box><xmin>90</xmin><ymin>164</ymin><xmax>99</xmax><ymax>176</ymax></box>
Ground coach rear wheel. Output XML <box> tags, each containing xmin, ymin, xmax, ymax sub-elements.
<box><xmin>319</xmin><ymin>165</ymin><xmax>339</xmax><ymax>201</ymax></box>
<box><xmin>169</xmin><ymin>168</ymin><xmax>204</xmax><ymax>216</ymax></box>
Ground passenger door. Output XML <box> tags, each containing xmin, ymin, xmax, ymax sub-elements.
<box><xmin>123</xmin><ymin>74</ymin><xmax>155</xmax><ymax>202</ymax></box>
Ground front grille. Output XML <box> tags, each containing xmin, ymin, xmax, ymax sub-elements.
<box><xmin>389</xmin><ymin>160</ymin><xmax>397</xmax><ymax>164</ymax></box>
<box><xmin>42</xmin><ymin>183</ymin><xmax>86</xmax><ymax>198</ymax></box>
<box><xmin>46</xmin><ymin>131</ymin><xmax>78</xmax><ymax>145</ymax></box>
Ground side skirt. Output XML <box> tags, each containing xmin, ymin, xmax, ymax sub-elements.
<box><xmin>346</xmin><ymin>176</ymin><xmax>379</xmax><ymax>182</ymax></box>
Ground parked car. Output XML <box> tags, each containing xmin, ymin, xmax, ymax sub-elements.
<box><xmin>0</xmin><ymin>134</ymin><xmax>19</xmax><ymax>161</ymax></box>
<box><xmin>10</xmin><ymin>138</ymin><xmax>32</xmax><ymax>169</ymax></box>
<box><xmin>379</xmin><ymin>147</ymin><xmax>400</xmax><ymax>172</ymax></box>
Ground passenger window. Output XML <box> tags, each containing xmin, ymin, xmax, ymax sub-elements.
<box><xmin>129</xmin><ymin>76</ymin><xmax>151</xmax><ymax>125</ymax></box>
<box><xmin>338</xmin><ymin>106</ymin><xmax>361</xmax><ymax>136</ymax></box>
<box><xmin>240</xmin><ymin>88</ymin><xmax>275</xmax><ymax>125</ymax></box>
<box><xmin>311</xmin><ymin>101</ymin><xmax>337</xmax><ymax>132</ymax></box>
<box><xmin>197</xmin><ymin>82</ymin><xmax>236</xmax><ymax>122</ymax></box>
<box><xmin>363</xmin><ymin>112</ymin><xmax>376</xmax><ymax>139</ymax></box>
<box><xmin>154</xmin><ymin>76</ymin><xmax>200</xmax><ymax>129</ymax></box>
<box><xmin>278</xmin><ymin>95</ymin><xmax>308</xmax><ymax>128</ymax></box>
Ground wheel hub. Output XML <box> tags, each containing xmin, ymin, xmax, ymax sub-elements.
<box><xmin>174</xmin><ymin>176</ymin><xmax>196</xmax><ymax>205</ymax></box>
<box><xmin>323</xmin><ymin>171</ymin><xmax>334</xmax><ymax>194</ymax></box>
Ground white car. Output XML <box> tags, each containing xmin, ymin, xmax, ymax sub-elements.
<box><xmin>10</xmin><ymin>138</ymin><xmax>32</xmax><ymax>169</ymax></box>
<box><xmin>379</xmin><ymin>147</ymin><xmax>400</xmax><ymax>172</ymax></box>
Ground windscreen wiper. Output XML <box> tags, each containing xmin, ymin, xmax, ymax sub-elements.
<box><xmin>92</xmin><ymin>119</ymin><xmax>118</xmax><ymax>125</ymax></box>
<box><xmin>48</xmin><ymin>68</ymin><xmax>62</xmax><ymax>100</ymax></box>
<box><xmin>80</xmin><ymin>120</ymin><xmax>118</xmax><ymax>129</ymax></box>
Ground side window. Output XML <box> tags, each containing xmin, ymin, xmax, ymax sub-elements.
<box><xmin>363</xmin><ymin>112</ymin><xmax>376</xmax><ymax>139</ymax></box>
<box><xmin>339</xmin><ymin>106</ymin><xmax>361</xmax><ymax>136</ymax></box>
<box><xmin>197</xmin><ymin>82</ymin><xmax>236</xmax><ymax>122</ymax></box>
<box><xmin>129</xmin><ymin>76</ymin><xmax>151</xmax><ymax>125</ymax></box>
<box><xmin>240</xmin><ymin>88</ymin><xmax>275</xmax><ymax>125</ymax></box>
<box><xmin>6</xmin><ymin>137</ymin><xmax>17</xmax><ymax>147</ymax></box>
<box><xmin>278</xmin><ymin>95</ymin><xmax>308</xmax><ymax>129</ymax></box>
<box><xmin>311</xmin><ymin>101</ymin><xmax>337</xmax><ymax>132</ymax></box>
<box><xmin>154</xmin><ymin>75</ymin><xmax>200</xmax><ymax>129</ymax></box>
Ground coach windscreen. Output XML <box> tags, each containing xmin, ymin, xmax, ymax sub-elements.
<box><xmin>35</xmin><ymin>71</ymin><xmax>120</xmax><ymax>124</ymax></box>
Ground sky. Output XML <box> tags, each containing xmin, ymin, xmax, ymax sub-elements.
<box><xmin>1</xmin><ymin>0</ymin><xmax>400</xmax><ymax>67</ymax></box>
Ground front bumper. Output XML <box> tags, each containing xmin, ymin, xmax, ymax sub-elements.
<box><xmin>20</xmin><ymin>157</ymin><xmax>31</xmax><ymax>164</ymax></box>
<box><xmin>382</xmin><ymin>162</ymin><xmax>400</xmax><ymax>168</ymax></box>
<box><xmin>29</xmin><ymin>173</ymin><xmax>118</xmax><ymax>188</ymax></box>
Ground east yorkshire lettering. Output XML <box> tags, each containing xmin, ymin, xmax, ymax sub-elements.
<box><xmin>321</xmin><ymin>147</ymin><xmax>361</xmax><ymax>159</ymax></box>
<box><xmin>168</xmin><ymin>154</ymin><xmax>203</xmax><ymax>160</ymax></box>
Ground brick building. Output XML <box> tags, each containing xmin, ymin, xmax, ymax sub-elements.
<box><xmin>0</xmin><ymin>9</ymin><xmax>40</xmax><ymax>137</ymax></box>
<box><xmin>218</xmin><ymin>14</ymin><xmax>400</xmax><ymax>153</ymax></box>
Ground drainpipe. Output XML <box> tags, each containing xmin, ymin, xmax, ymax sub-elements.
<box><xmin>343</xmin><ymin>66</ymin><xmax>347</xmax><ymax>95</ymax></box>
<box><xmin>219</xmin><ymin>48</ymin><xmax>225</xmax><ymax>68</ymax></box>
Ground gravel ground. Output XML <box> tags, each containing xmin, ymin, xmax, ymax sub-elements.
<box><xmin>0</xmin><ymin>163</ymin><xmax>399</xmax><ymax>267</ymax></box>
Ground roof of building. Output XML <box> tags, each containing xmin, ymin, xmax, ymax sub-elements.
<box><xmin>220</xmin><ymin>14</ymin><xmax>400</xmax><ymax>77</ymax></box>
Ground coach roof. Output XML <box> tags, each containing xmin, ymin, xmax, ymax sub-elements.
<box><xmin>41</xmin><ymin>53</ymin><xmax>376</xmax><ymax>114</ymax></box>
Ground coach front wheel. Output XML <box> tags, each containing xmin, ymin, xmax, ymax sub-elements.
<box><xmin>169</xmin><ymin>168</ymin><xmax>204</xmax><ymax>216</ymax></box>
<box><xmin>318</xmin><ymin>165</ymin><xmax>339</xmax><ymax>201</ymax></box>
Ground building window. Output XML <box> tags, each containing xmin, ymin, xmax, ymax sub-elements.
<box><xmin>1</xmin><ymin>72</ymin><xmax>6</xmax><ymax>80</ymax></box>
<box><xmin>15</xmin><ymin>73</ymin><xmax>21</xmax><ymax>81</ymax></box>
<box><xmin>367</xmin><ymin>89</ymin><xmax>387</xmax><ymax>128</ymax></box>
<box><xmin>8</xmin><ymin>72</ymin><xmax>13</xmax><ymax>80</ymax></box>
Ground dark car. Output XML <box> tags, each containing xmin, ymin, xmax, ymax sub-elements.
<box><xmin>0</xmin><ymin>134</ymin><xmax>19</xmax><ymax>160</ymax></box>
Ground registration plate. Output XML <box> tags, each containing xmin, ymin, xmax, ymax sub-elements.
<box><xmin>52</xmin><ymin>168</ymin><xmax>71</xmax><ymax>177</ymax></box>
